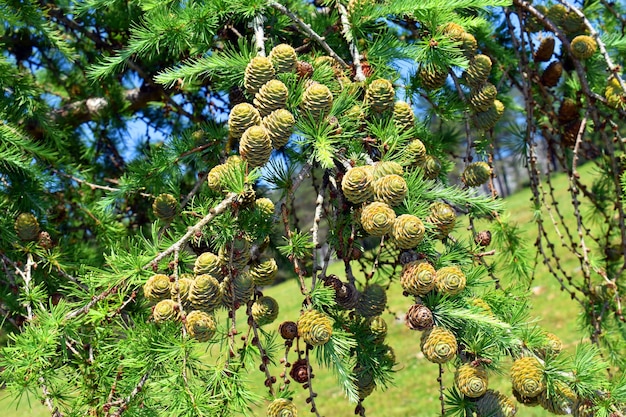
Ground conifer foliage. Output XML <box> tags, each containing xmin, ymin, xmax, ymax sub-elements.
<box><xmin>1</xmin><ymin>0</ymin><xmax>626</xmax><ymax>416</ymax></box>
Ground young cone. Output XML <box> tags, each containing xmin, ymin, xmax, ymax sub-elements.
<box><xmin>298</xmin><ymin>309</ymin><xmax>333</xmax><ymax>346</ymax></box>
<box><xmin>185</xmin><ymin>311</ymin><xmax>217</xmax><ymax>342</ymax></box>
<box><xmin>464</xmin><ymin>55</ymin><xmax>492</xmax><ymax>88</ymax></box>
<box><xmin>462</xmin><ymin>162</ymin><xmax>492</xmax><ymax>187</ymax></box>
<box><xmin>14</xmin><ymin>213</ymin><xmax>40</xmax><ymax>241</ymax></box>
<box><xmin>301</xmin><ymin>82</ymin><xmax>333</xmax><ymax>120</ymax></box>
<box><xmin>510</xmin><ymin>356</ymin><xmax>545</xmax><ymax>398</ymax></box>
<box><xmin>420</xmin><ymin>326</ymin><xmax>457</xmax><ymax>364</ymax></box>
<box><xmin>267</xmin><ymin>398</ymin><xmax>298</xmax><ymax>417</ymax></box>
<box><xmin>373</xmin><ymin>174</ymin><xmax>407</xmax><ymax>207</ymax></box>
<box><xmin>365</xmin><ymin>78</ymin><xmax>395</xmax><ymax>114</ymax></box>
<box><xmin>355</xmin><ymin>284</ymin><xmax>387</xmax><ymax>318</ymax></box>
<box><xmin>239</xmin><ymin>125</ymin><xmax>272</xmax><ymax>168</ymax></box>
<box><xmin>262</xmin><ymin>108</ymin><xmax>295</xmax><ymax>149</ymax></box>
<box><xmin>269</xmin><ymin>43</ymin><xmax>297</xmax><ymax>73</ymax></box>
<box><xmin>570</xmin><ymin>35</ymin><xmax>597</xmax><ymax>60</ymax></box>
<box><xmin>144</xmin><ymin>274</ymin><xmax>172</xmax><ymax>303</ymax></box>
<box><xmin>475</xmin><ymin>390</ymin><xmax>517</xmax><ymax>417</ymax></box>
<box><xmin>341</xmin><ymin>166</ymin><xmax>374</xmax><ymax>204</ymax></box>
<box><xmin>244</xmin><ymin>56</ymin><xmax>275</xmax><ymax>95</ymax></box>
<box><xmin>251</xmin><ymin>296</ymin><xmax>279</xmax><ymax>326</ymax></box>
<box><xmin>455</xmin><ymin>364</ymin><xmax>488</xmax><ymax>398</ymax></box>
<box><xmin>152</xmin><ymin>193</ymin><xmax>178</xmax><ymax>221</ymax></box>
<box><xmin>393</xmin><ymin>101</ymin><xmax>415</xmax><ymax>132</ymax></box>
<box><xmin>228</xmin><ymin>103</ymin><xmax>261</xmax><ymax>141</ymax></box>
<box><xmin>392</xmin><ymin>214</ymin><xmax>425</xmax><ymax>249</ymax></box>
<box><xmin>360</xmin><ymin>201</ymin><xmax>396</xmax><ymax>236</ymax></box>
<box><xmin>253</xmin><ymin>79</ymin><xmax>288</xmax><ymax>117</ymax></box>
<box><xmin>401</xmin><ymin>260</ymin><xmax>436</xmax><ymax>296</ymax></box>
<box><xmin>153</xmin><ymin>299</ymin><xmax>179</xmax><ymax>323</ymax></box>
<box><xmin>435</xmin><ymin>266</ymin><xmax>467</xmax><ymax>296</ymax></box>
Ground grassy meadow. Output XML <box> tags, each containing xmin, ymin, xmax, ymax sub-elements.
<box><xmin>1</xmin><ymin>162</ymin><xmax>601</xmax><ymax>417</ymax></box>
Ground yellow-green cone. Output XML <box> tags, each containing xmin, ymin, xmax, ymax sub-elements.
<box><xmin>143</xmin><ymin>274</ymin><xmax>172</xmax><ymax>303</ymax></box>
<box><xmin>373</xmin><ymin>174</ymin><xmax>407</xmax><ymax>207</ymax></box>
<box><xmin>462</xmin><ymin>162</ymin><xmax>492</xmax><ymax>187</ymax></box>
<box><xmin>14</xmin><ymin>213</ymin><xmax>40</xmax><ymax>241</ymax></box>
<box><xmin>464</xmin><ymin>54</ymin><xmax>492</xmax><ymax>88</ymax></box>
<box><xmin>252</xmin><ymin>296</ymin><xmax>280</xmax><ymax>326</ymax></box>
<box><xmin>185</xmin><ymin>310</ymin><xmax>217</xmax><ymax>342</ymax></box>
<box><xmin>255</xmin><ymin>197</ymin><xmax>275</xmax><ymax>218</ymax></box>
<box><xmin>354</xmin><ymin>366</ymin><xmax>376</xmax><ymax>399</ymax></box>
<box><xmin>475</xmin><ymin>390</ymin><xmax>517</xmax><ymax>417</ymax></box>
<box><xmin>542</xmin><ymin>332</ymin><xmax>563</xmax><ymax>355</ymax></box>
<box><xmin>419</xmin><ymin>65</ymin><xmax>449</xmax><ymax>90</ymax></box>
<box><xmin>561</xmin><ymin>12</ymin><xmax>586</xmax><ymax>35</ymax></box>
<box><xmin>470</xmin><ymin>298</ymin><xmax>494</xmax><ymax>316</ymax></box>
<box><xmin>153</xmin><ymin>299</ymin><xmax>179</xmax><ymax>323</ymax></box>
<box><xmin>441</xmin><ymin>22</ymin><xmax>465</xmax><ymax>40</ymax></box>
<box><xmin>401</xmin><ymin>260</ymin><xmax>436</xmax><ymax>296</ymax></box>
<box><xmin>570</xmin><ymin>35</ymin><xmax>597</xmax><ymax>60</ymax></box>
<box><xmin>301</xmin><ymin>83</ymin><xmax>333</xmax><ymax>120</ymax></box>
<box><xmin>372</xmin><ymin>161</ymin><xmax>404</xmax><ymax>180</ymax></box>
<box><xmin>220</xmin><ymin>272</ymin><xmax>254</xmax><ymax>307</ymax></box>
<box><xmin>546</xmin><ymin>4</ymin><xmax>568</xmax><ymax>27</ymax></box>
<box><xmin>194</xmin><ymin>252</ymin><xmax>223</xmax><ymax>277</ymax></box>
<box><xmin>435</xmin><ymin>266</ymin><xmax>467</xmax><ymax>296</ymax></box>
<box><xmin>403</xmin><ymin>139</ymin><xmax>427</xmax><ymax>166</ymax></box>
<box><xmin>393</xmin><ymin>101</ymin><xmax>415</xmax><ymax>132</ymax></box>
<box><xmin>469</xmin><ymin>83</ymin><xmax>497</xmax><ymax>112</ymax></box>
<box><xmin>244</xmin><ymin>56</ymin><xmax>275</xmax><ymax>96</ymax></box>
<box><xmin>367</xmin><ymin>316</ymin><xmax>387</xmax><ymax>344</ymax></box>
<box><xmin>460</xmin><ymin>32</ymin><xmax>478</xmax><ymax>58</ymax></box>
<box><xmin>207</xmin><ymin>163</ymin><xmax>228</xmax><ymax>192</ymax></box>
<box><xmin>473</xmin><ymin>99</ymin><xmax>504</xmax><ymax>130</ymax></box>
<box><xmin>269</xmin><ymin>43</ymin><xmax>297</xmax><ymax>73</ymax></box>
<box><xmin>420</xmin><ymin>326</ymin><xmax>457</xmax><ymax>363</ymax></box>
<box><xmin>605</xmin><ymin>76</ymin><xmax>625</xmax><ymax>108</ymax></box>
<box><xmin>219</xmin><ymin>235</ymin><xmax>251</xmax><ymax>271</ymax></box>
<box><xmin>188</xmin><ymin>274</ymin><xmax>222</xmax><ymax>313</ymax></box>
<box><xmin>254</xmin><ymin>79</ymin><xmax>288</xmax><ymax>117</ymax></box>
<box><xmin>248</xmin><ymin>257</ymin><xmax>278</xmax><ymax>286</ymax></box>
<box><xmin>355</xmin><ymin>284</ymin><xmax>387</xmax><ymax>318</ymax></box>
<box><xmin>341</xmin><ymin>166</ymin><xmax>374</xmax><ymax>204</ymax></box>
<box><xmin>228</xmin><ymin>103</ymin><xmax>261</xmax><ymax>141</ymax></box>
<box><xmin>262</xmin><ymin>108</ymin><xmax>295</xmax><ymax>149</ymax></box>
<box><xmin>538</xmin><ymin>381</ymin><xmax>576</xmax><ymax>415</ymax></box>
<box><xmin>392</xmin><ymin>214</ymin><xmax>425</xmax><ymax>249</ymax></box>
<box><xmin>428</xmin><ymin>202</ymin><xmax>456</xmax><ymax>238</ymax></box>
<box><xmin>455</xmin><ymin>364</ymin><xmax>488</xmax><ymax>398</ymax></box>
<box><xmin>298</xmin><ymin>309</ymin><xmax>333</xmax><ymax>346</ymax></box>
<box><xmin>152</xmin><ymin>193</ymin><xmax>178</xmax><ymax>221</ymax></box>
<box><xmin>360</xmin><ymin>201</ymin><xmax>396</xmax><ymax>236</ymax></box>
<box><xmin>510</xmin><ymin>356</ymin><xmax>545</xmax><ymax>398</ymax></box>
<box><xmin>171</xmin><ymin>275</ymin><xmax>193</xmax><ymax>308</ymax></box>
<box><xmin>366</xmin><ymin>78</ymin><xmax>395</xmax><ymax>114</ymax></box>
<box><xmin>534</xmin><ymin>37</ymin><xmax>555</xmax><ymax>62</ymax></box>
<box><xmin>239</xmin><ymin>125</ymin><xmax>272</xmax><ymax>168</ymax></box>
<box><xmin>267</xmin><ymin>398</ymin><xmax>297</xmax><ymax>417</ymax></box>
<box><xmin>422</xmin><ymin>154</ymin><xmax>442</xmax><ymax>179</ymax></box>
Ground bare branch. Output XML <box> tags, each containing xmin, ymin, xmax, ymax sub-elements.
<box><xmin>336</xmin><ymin>3</ymin><xmax>365</xmax><ymax>81</ymax></box>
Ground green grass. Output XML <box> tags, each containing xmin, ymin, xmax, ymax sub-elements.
<box><xmin>2</xmin><ymin>162</ymin><xmax>602</xmax><ymax>416</ymax></box>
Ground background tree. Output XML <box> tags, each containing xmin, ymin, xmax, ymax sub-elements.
<box><xmin>1</xmin><ymin>0</ymin><xmax>626</xmax><ymax>416</ymax></box>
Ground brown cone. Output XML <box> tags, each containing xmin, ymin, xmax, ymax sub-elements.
<box><xmin>406</xmin><ymin>304</ymin><xmax>434</xmax><ymax>331</ymax></box>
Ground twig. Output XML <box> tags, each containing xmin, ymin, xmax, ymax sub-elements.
<box><xmin>437</xmin><ymin>364</ymin><xmax>445</xmax><ymax>417</ymax></box>
<box><xmin>269</xmin><ymin>1</ymin><xmax>348</xmax><ymax>68</ymax></box>
<box><xmin>53</xmin><ymin>169</ymin><xmax>153</xmax><ymax>198</ymax></box>
<box><xmin>40</xmin><ymin>378</ymin><xmax>63</xmax><ymax>417</ymax></box>
<box><xmin>311</xmin><ymin>173</ymin><xmax>328</xmax><ymax>288</ymax></box>
<box><xmin>181</xmin><ymin>172</ymin><xmax>208</xmax><ymax>208</ymax></box>
<box><xmin>281</xmin><ymin>203</ymin><xmax>309</xmax><ymax>295</ymax></box>
<box><xmin>108</xmin><ymin>371</ymin><xmax>151</xmax><ymax>417</ymax></box>
<box><xmin>305</xmin><ymin>346</ymin><xmax>322</xmax><ymax>417</ymax></box>
<box><xmin>336</xmin><ymin>3</ymin><xmax>365</xmax><ymax>82</ymax></box>
<box><xmin>252</xmin><ymin>13</ymin><xmax>266</xmax><ymax>57</ymax></box>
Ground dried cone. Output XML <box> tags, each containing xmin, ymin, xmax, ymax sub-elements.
<box><xmin>342</xmin><ymin>166</ymin><xmax>374</xmax><ymax>204</ymax></box>
<box><xmin>475</xmin><ymin>390</ymin><xmax>517</xmax><ymax>417</ymax></box>
<box><xmin>420</xmin><ymin>326</ymin><xmax>457</xmax><ymax>364</ymax></box>
<box><xmin>14</xmin><ymin>213</ymin><xmax>40</xmax><ymax>241</ymax></box>
<box><xmin>251</xmin><ymin>296</ymin><xmax>280</xmax><ymax>326</ymax></box>
<box><xmin>262</xmin><ymin>109</ymin><xmax>295</xmax><ymax>149</ymax></box>
<box><xmin>534</xmin><ymin>37</ymin><xmax>555</xmax><ymax>62</ymax></box>
<box><xmin>538</xmin><ymin>381</ymin><xmax>576</xmax><ymax>415</ymax></box>
<box><xmin>221</xmin><ymin>272</ymin><xmax>254</xmax><ymax>307</ymax></box>
<box><xmin>562</xmin><ymin>119</ymin><xmax>583</xmax><ymax>147</ymax></box>
<box><xmin>153</xmin><ymin>299</ymin><xmax>179</xmax><ymax>323</ymax></box>
<box><xmin>279</xmin><ymin>321</ymin><xmax>298</xmax><ymax>340</ymax></box>
<box><xmin>240</xmin><ymin>125</ymin><xmax>272</xmax><ymax>168</ymax></box>
<box><xmin>372</xmin><ymin>161</ymin><xmax>404</xmax><ymax>180</ymax></box>
<box><xmin>152</xmin><ymin>193</ymin><xmax>178</xmax><ymax>221</ymax></box>
<box><xmin>361</xmin><ymin>201</ymin><xmax>396</xmax><ymax>236</ymax></box>
<box><xmin>435</xmin><ymin>266</ymin><xmax>467</xmax><ymax>296</ymax></box>
<box><xmin>228</xmin><ymin>103</ymin><xmax>261</xmax><ymax>141</ymax></box>
<box><xmin>510</xmin><ymin>356</ymin><xmax>545</xmax><ymax>398</ymax></box>
<box><xmin>289</xmin><ymin>358</ymin><xmax>310</xmax><ymax>383</ymax></box>
<box><xmin>475</xmin><ymin>230</ymin><xmax>492</xmax><ymax>247</ymax></box>
<box><xmin>455</xmin><ymin>364</ymin><xmax>488</xmax><ymax>398</ymax></box>
<box><xmin>254</xmin><ymin>79</ymin><xmax>288</xmax><ymax>117</ymax></box>
<box><xmin>558</xmin><ymin>98</ymin><xmax>579</xmax><ymax>123</ymax></box>
<box><xmin>462</xmin><ymin>162</ymin><xmax>492</xmax><ymax>187</ymax></box>
<box><xmin>393</xmin><ymin>101</ymin><xmax>415</xmax><ymax>132</ymax></box>
<box><xmin>336</xmin><ymin>281</ymin><xmax>360</xmax><ymax>309</ymax></box>
<box><xmin>367</xmin><ymin>316</ymin><xmax>387</xmax><ymax>344</ymax></box>
<box><xmin>422</xmin><ymin>154</ymin><xmax>442</xmax><ymax>179</ymax></box>
<box><xmin>464</xmin><ymin>55</ymin><xmax>492</xmax><ymax>88</ymax></box>
<box><xmin>269</xmin><ymin>44</ymin><xmax>297</xmax><ymax>73</ymax></box>
<box><xmin>401</xmin><ymin>260</ymin><xmax>436</xmax><ymax>296</ymax></box>
<box><xmin>296</xmin><ymin>60</ymin><xmax>313</xmax><ymax>79</ymax></box>
<box><xmin>429</xmin><ymin>202</ymin><xmax>456</xmax><ymax>238</ymax></box>
<box><xmin>403</xmin><ymin>139</ymin><xmax>427</xmax><ymax>166</ymax></box>
<box><xmin>419</xmin><ymin>65</ymin><xmax>449</xmax><ymax>90</ymax></box>
<box><xmin>354</xmin><ymin>367</ymin><xmax>376</xmax><ymax>399</ymax></box>
<box><xmin>570</xmin><ymin>35</ymin><xmax>597</xmax><ymax>60</ymax></box>
<box><xmin>266</xmin><ymin>398</ymin><xmax>297</xmax><ymax>417</ymax></box>
<box><xmin>392</xmin><ymin>214</ymin><xmax>425</xmax><ymax>249</ymax></box>
<box><xmin>244</xmin><ymin>56</ymin><xmax>275</xmax><ymax>96</ymax></box>
<box><xmin>298</xmin><ymin>309</ymin><xmax>333</xmax><ymax>346</ymax></box>
<box><xmin>572</xmin><ymin>399</ymin><xmax>594</xmax><ymax>417</ymax></box>
<box><xmin>365</xmin><ymin>78</ymin><xmax>395</xmax><ymax>114</ymax></box>
<box><xmin>185</xmin><ymin>310</ymin><xmax>217</xmax><ymax>342</ymax></box>
<box><xmin>405</xmin><ymin>304</ymin><xmax>434</xmax><ymax>331</ymax></box>
<box><xmin>373</xmin><ymin>174</ymin><xmax>407</xmax><ymax>207</ymax></box>
<box><xmin>248</xmin><ymin>257</ymin><xmax>278</xmax><ymax>286</ymax></box>
<box><xmin>143</xmin><ymin>274</ymin><xmax>172</xmax><ymax>303</ymax></box>
<box><xmin>469</xmin><ymin>83</ymin><xmax>497</xmax><ymax>112</ymax></box>
<box><xmin>301</xmin><ymin>83</ymin><xmax>333</xmax><ymax>120</ymax></box>
<box><xmin>541</xmin><ymin>61</ymin><xmax>563</xmax><ymax>87</ymax></box>
<box><xmin>194</xmin><ymin>252</ymin><xmax>223</xmax><ymax>276</ymax></box>
<box><xmin>473</xmin><ymin>99</ymin><xmax>504</xmax><ymax>130</ymax></box>
<box><xmin>189</xmin><ymin>274</ymin><xmax>222</xmax><ymax>313</ymax></box>
<box><xmin>355</xmin><ymin>284</ymin><xmax>387</xmax><ymax>318</ymax></box>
